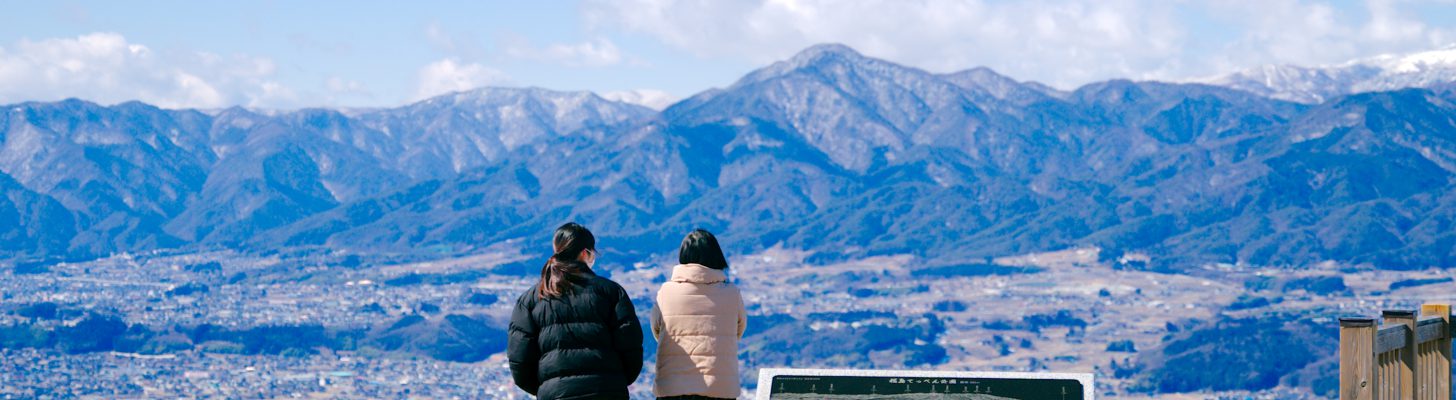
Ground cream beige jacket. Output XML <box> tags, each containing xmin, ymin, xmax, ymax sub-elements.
<box><xmin>650</xmin><ymin>263</ymin><xmax>747</xmax><ymax>399</ymax></box>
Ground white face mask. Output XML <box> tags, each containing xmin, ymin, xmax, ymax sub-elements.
<box><xmin>585</xmin><ymin>249</ymin><xmax>597</xmax><ymax>269</ymax></box>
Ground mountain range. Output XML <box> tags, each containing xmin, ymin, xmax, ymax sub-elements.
<box><xmin>1202</xmin><ymin>46</ymin><xmax>1456</xmax><ymax>104</ymax></box>
<box><xmin>3</xmin><ymin>43</ymin><xmax>1455</xmax><ymax>270</ymax></box>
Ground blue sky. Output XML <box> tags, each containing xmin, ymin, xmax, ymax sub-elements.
<box><xmin>1</xmin><ymin>0</ymin><xmax>1454</xmax><ymax>109</ymax></box>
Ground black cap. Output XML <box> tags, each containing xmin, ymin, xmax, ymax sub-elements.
<box><xmin>1382</xmin><ymin>309</ymin><xmax>1416</xmax><ymax>318</ymax></box>
<box><xmin>1340</xmin><ymin>317</ymin><xmax>1376</xmax><ymax>327</ymax></box>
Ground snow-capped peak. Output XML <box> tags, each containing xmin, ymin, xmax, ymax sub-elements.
<box><xmin>601</xmin><ymin>89</ymin><xmax>679</xmax><ymax>110</ymax></box>
<box><xmin>1361</xmin><ymin>46</ymin><xmax>1456</xmax><ymax>74</ymax></box>
<box><xmin>785</xmin><ymin>43</ymin><xmax>864</xmax><ymax>65</ymax></box>
<box><xmin>729</xmin><ymin>43</ymin><xmax>892</xmax><ymax>88</ymax></box>
<box><xmin>1202</xmin><ymin>45</ymin><xmax>1456</xmax><ymax>103</ymax></box>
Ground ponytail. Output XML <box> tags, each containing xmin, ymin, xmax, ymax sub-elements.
<box><xmin>538</xmin><ymin>223</ymin><xmax>596</xmax><ymax>299</ymax></box>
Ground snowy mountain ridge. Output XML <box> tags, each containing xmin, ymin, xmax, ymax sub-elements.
<box><xmin>1201</xmin><ymin>45</ymin><xmax>1456</xmax><ymax>103</ymax></box>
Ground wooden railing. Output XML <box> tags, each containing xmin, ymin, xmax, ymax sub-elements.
<box><xmin>1340</xmin><ymin>303</ymin><xmax>1452</xmax><ymax>399</ymax></box>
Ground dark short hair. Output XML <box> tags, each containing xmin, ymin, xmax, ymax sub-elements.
<box><xmin>678</xmin><ymin>229</ymin><xmax>728</xmax><ymax>270</ymax></box>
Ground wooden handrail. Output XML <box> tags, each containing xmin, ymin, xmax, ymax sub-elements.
<box><xmin>1378</xmin><ymin>324</ymin><xmax>1412</xmax><ymax>354</ymax></box>
<box><xmin>1341</xmin><ymin>303</ymin><xmax>1452</xmax><ymax>400</ymax></box>
<box><xmin>1416</xmin><ymin>317</ymin><xmax>1445</xmax><ymax>345</ymax></box>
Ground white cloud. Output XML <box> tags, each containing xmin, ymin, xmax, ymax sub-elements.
<box><xmin>413</xmin><ymin>58</ymin><xmax>510</xmax><ymax>100</ymax></box>
<box><xmin>505</xmin><ymin>37</ymin><xmax>629</xmax><ymax>67</ymax></box>
<box><xmin>323</xmin><ymin>76</ymin><xmax>375</xmax><ymax>106</ymax></box>
<box><xmin>582</xmin><ymin>0</ymin><xmax>1456</xmax><ymax>88</ymax></box>
<box><xmin>0</xmin><ymin>32</ymin><xmax>296</xmax><ymax>109</ymax></box>
<box><xmin>423</xmin><ymin>21</ymin><xmax>488</xmax><ymax>61</ymax></box>
<box><xmin>1200</xmin><ymin>0</ymin><xmax>1454</xmax><ymax>72</ymax></box>
<box><xmin>601</xmin><ymin>89</ymin><xmax>679</xmax><ymax>110</ymax></box>
<box><xmin>326</xmin><ymin>77</ymin><xmax>369</xmax><ymax>95</ymax></box>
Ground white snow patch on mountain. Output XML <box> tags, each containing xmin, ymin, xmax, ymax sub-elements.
<box><xmin>1200</xmin><ymin>46</ymin><xmax>1456</xmax><ymax>103</ymax></box>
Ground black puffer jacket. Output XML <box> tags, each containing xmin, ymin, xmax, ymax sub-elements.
<box><xmin>508</xmin><ymin>272</ymin><xmax>644</xmax><ymax>399</ymax></box>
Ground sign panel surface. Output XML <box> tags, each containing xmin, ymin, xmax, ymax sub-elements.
<box><xmin>756</xmin><ymin>368</ymin><xmax>1094</xmax><ymax>400</ymax></box>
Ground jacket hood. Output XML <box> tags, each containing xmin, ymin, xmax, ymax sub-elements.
<box><xmin>670</xmin><ymin>263</ymin><xmax>728</xmax><ymax>284</ymax></box>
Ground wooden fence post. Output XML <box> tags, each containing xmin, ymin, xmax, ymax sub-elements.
<box><xmin>1419</xmin><ymin>303</ymin><xmax>1451</xmax><ymax>400</ymax></box>
<box><xmin>1343</xmin><ymin>317</ymin><xmax>1376</xmax><ymax>400</ymax></box>
<box><xmin>1386</xmin><ymin>309</ymin><xmax>1418</xmax><ymax>400</ymax></box>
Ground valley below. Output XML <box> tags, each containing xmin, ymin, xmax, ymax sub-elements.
<box><xmin>4</xmin><ymin>42</ymin><xmax>1456</xmax><ymax>400</ymax></box>
<box><xmin>4</xmin><ymin>246</ymin><xmax>1450</xmax><ymax>399</ymax></box>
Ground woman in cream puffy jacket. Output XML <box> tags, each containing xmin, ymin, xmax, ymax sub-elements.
<box><xmin>650</xmin><ymin>229</ymin><xmax>747</xmax><ymax>400</ymax></box>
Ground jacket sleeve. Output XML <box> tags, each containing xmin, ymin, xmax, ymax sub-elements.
<box><xmin>650</xmin><ymin>304</ymin><xmax>664</xmax><ymax>341</ymax></box>
<box><xmin>612</xmin><ymin>287</ymin><xmax>645</xmax><ymax>386</ymax></box>
<box><xmin>507</xmin><ymin>294</ymin><xmax>541</xmax><ymax>396</ymax></box>
<box><xmin>736</xmin><ymin>288</ymin><xmax>748</xmax><ymax>339</ymax></box>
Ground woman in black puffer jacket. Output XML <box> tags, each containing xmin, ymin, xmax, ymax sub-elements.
<box><xmin>508</xmin><ymin>222</ymin><xmax>643</xmax><ymax>399</ymax></box>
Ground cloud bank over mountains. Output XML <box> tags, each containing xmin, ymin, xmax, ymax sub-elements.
<box><xmin>583</xmin><ymin>0</ymin><xmax>1455</xmax><ymax>88</ymax></box>
<box><xmin>3</xmin><ymin>0</ymin><xmax>1454</xmax><ymax>109</ymax></box>
<box><xmin>0</xmin><ymin>33</ymin><xmax>292</xmax><ymax>109</ymax></box>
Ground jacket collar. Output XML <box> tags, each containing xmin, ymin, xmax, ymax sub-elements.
<box><xmin>671</xmin><ymin>263</ymin><xmax>728</xmax><ymax>284</ymax></box>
